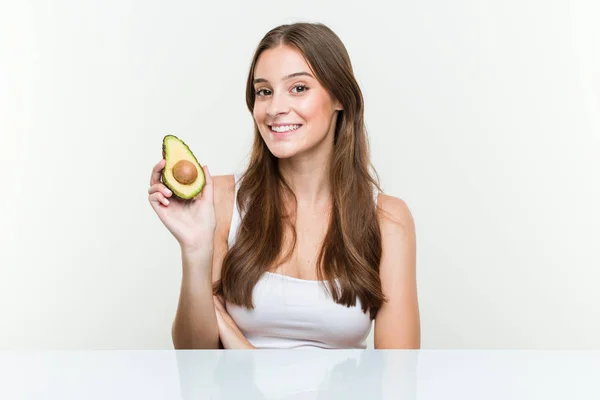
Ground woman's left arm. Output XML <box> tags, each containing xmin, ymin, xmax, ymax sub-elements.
<box><xmin>213</xmin><ymin>296</ymin><xmax>256</xmax><ymax>349</ymax></box>
<box><xmin>374</xmin><ymin>195</ymin><xmax>421</xmax><ymax>349</ymax></box>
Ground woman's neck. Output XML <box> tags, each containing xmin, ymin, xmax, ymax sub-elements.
<box><xmin>278</xmin><ymin>154</ymin><xmax>331</xmax><ymax>209</ymax></box>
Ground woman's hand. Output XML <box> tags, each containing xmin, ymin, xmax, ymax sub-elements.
<box><xmin>213</xmin><ymin>296</ymin><xmax>256</xmax><ymax>349</ymax></box>
<box><xmin>147</xmin><ymin>159</ymin><xmax>216</xmax><ymax>254</ymax></box>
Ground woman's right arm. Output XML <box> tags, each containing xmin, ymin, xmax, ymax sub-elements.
<box><xmin>148</xmin><ymin>159</ymin><xmax>233</xmax><ymax>349</ymax></box>
<box><xmin>171</xmin><ymin>175</ymin><xmax>234</xmax><ymax>349</ymax></box>
<box><xmin>171</xmin><ymin>246</ymin><xmax>220</xmax><ymax>349</ymax></box>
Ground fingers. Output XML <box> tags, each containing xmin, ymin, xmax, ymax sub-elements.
<box><xmin>148</xmin><ymin>191</ymin><xmax>170</xmax><ymax>207</ymax></box>
<box><xmin>203</xmin><ymin>165</ymin><xmax>213</xmax><ymax>186</ymax></box>
<box><xmin>214</xmin><ymin>297</ymin><xmax>225</xmax><ymax>329</ymax></box>
<box><xmin>213</xmin><ymin>295</ymin><xmax>225</xmax><ymax>313</ymax></box>
<box><xmin>150</xmin><ymin>159</ymin><xmax>166</xmax><ymax>186</ymax></box>
<box><xmin>199</xmin><ymin>165</ymin><xmax>214</xmax><ymax>201</ymax></box>
<box><xmin>148</xmin><ymin>183</ymin><xmax>172</xmax><ymax>197</ymax></box>
<box><xmin>148</xmin><ymin>183</ymin><xmax>172</xmax><ymax>206</ymax></box>
<box><xmin>215</xmin><ymin>307</ymin><xmax>224</xmax><ymax>321</ymax></box>
<box><xmin>214</xmin><ymin>311</ymin><xmax>226</xmax><ymax>346</ymax></box>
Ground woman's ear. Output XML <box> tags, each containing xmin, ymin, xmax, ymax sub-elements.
<box><xmin>334</xmin><ymin>99</ymin><xmax>343</xmax><ymax>111</ymax></box>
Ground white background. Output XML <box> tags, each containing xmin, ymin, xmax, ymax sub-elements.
<box><xmin>1</xmin><ymin>0</ymin><xmax>598</xmax><ymax>349</ymax></box>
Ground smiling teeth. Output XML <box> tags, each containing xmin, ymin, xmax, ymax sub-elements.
<box><xmin>271</xmin><ymin>124</ymin><xmax>301</xmax><ymax>133</ymax></box>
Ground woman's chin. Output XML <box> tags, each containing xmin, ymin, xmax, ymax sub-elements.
<box><xmin>265</xmin><ymin>142</ymin><xmax>302</xmax><ymax>159</ymax></box>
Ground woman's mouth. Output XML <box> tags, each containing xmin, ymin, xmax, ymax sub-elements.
<box><xmin>269</xmin><ymin>124</ymin><xmax>303</xmax><ymax>136</ymax></box>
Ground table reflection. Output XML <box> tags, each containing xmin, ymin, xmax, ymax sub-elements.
<box><xmin>175</xmin><ymin>350</ymin><xmax>419</xmax><ymax>400</ymax></box>
<box><xmin>2</xmin><ymin>350</ymin><xmax>599</xmax><ymax>399</ymax></box>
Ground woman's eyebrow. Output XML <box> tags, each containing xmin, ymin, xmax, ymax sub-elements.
<box><xmin>253</xmin><ymin>71</ymin><xmax>314</xmax><ymax>85</ymax></box>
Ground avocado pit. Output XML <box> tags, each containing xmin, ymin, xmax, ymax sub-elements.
<box><xmin>172</xmin><ymin>159</ymin><xmax>198</xmax><ymax>185</ymax></box>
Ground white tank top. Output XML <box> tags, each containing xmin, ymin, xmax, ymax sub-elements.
<box><xmin>225</xmin><ymin>173</ymin><xmax>379</xmax><ymax>349</ymax></box>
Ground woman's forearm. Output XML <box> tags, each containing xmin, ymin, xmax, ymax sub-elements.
<box><xmin>172</xmin><ymin>247</ymin><xmax>219</xmax><ymax>349</ymax></box>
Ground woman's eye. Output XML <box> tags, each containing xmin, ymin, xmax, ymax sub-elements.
<box><xmin>292</xmin><ymin>85</ymin><xmax>307</xmax><ymax>93</ymax></box>
<box><xmin>256</xmin><ymin>89</ymin><xmax>271</xmax><ymax>97</ymax></box>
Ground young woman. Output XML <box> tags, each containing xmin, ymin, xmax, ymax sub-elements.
<box><xmin>148</xmin><ymin>22</ymin><xmax>420</xmax><ymax>349</ymax></box>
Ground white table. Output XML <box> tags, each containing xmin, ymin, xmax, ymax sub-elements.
<box><xmin>1</xmin><ymin>350</ymin><xmax>599</xmax><ymax>399</ymax></box>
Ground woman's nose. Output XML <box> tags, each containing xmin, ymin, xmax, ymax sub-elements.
<box><xmin>266</xmin><ymin>92</ymin><xmax>290</xmax><ymax>117</ymax></box>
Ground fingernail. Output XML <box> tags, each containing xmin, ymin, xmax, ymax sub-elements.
<box><xmin>163</xmin><ymin>198</ymin><xmax>169</xmax><ymax>205</ymax></box>
<box><xmin>164</xmin><ymin>189</ymin><xmax>172</xmax><ymax>196</ymax></box>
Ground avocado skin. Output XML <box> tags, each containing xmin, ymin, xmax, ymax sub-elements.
<box><xmin>161</xmin><ymin>134</ymin><xmax>206</xmax><ymax>200</ymax></box>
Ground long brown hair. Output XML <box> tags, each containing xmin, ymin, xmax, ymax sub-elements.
<box><xmin>214</xmin><ymin>22</ymin><xmax>385</xmax><ymax>319</ymax></box>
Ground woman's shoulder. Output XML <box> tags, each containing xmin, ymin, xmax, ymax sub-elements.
<box><xmin>376</xmin><ymin>193</ymin><xmax>415</xmax><ymax>238</ymax></box>
<box><xmin>212</xmin><ymin>173</ymin><xmax>236</xmax><ymax>201</ymax></box>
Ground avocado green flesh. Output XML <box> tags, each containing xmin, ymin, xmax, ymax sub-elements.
<box><xmin>161</xmin><ymin>134</ymin><xmax>205</xmax><ymax>200</ymax></box>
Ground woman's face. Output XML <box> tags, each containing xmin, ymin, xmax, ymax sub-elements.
<box><xmin>252</xmin><ymin>45</ymin><xmax>342</xmax><ymax>160</ymax></box>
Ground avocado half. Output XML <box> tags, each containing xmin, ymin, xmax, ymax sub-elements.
<box><xmin>161</xmin><ymin>134</ymin><xmax>206</xmax><ymax>200</ymax></box>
